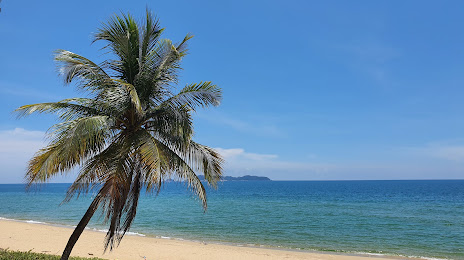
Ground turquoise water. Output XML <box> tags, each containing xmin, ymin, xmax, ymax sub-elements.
<box><xmin>0</xmin><ymin>180</ymin><xmax>463</xmax><ymax>259</ymax></box>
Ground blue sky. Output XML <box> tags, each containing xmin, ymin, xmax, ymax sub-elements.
<box><xmin>1</xmin><ymin>0</ymin><xmax>464</xmax><ymax>182</ymax></box>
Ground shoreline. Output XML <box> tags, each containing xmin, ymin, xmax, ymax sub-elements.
<box><xmin>0</xmin><ymin>218</ymin><xmax>422</xmax><ymax>260</ymax></box>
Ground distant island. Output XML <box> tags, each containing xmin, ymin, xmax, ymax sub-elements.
<box><xmin>198</xmin><ymin>175</ymin><xmax>271</xmax><ymax>181</ymax></box>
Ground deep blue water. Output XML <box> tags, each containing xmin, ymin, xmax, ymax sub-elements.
<box><xmin>0</xmin><ymin>180</ymin><xmax>463</xmax><ymax>259</ymax></box>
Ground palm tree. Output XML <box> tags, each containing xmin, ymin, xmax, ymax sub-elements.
<box><xmin>15</xmin><ymin>10</ymin><xmax>223</xmax><ymax>260</ymax></box>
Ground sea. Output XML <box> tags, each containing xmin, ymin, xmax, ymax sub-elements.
<box><xmin>0</xmin><ymin>180</ymin><xmax>463</xmax><ymax>259</ymax></box>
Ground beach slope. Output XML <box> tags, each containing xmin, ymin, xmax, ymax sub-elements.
<box><xmin>0</xmin><ymin>219</ymin><xmax>404</xmax><ymax>260</ymax></box>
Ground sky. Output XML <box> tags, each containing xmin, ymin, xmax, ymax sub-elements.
<box><xmin>1</xmin><ymin>1</ymin><xmax>464</xmax><ymax>182</ymax></box>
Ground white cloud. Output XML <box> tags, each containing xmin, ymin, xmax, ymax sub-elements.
<box><xmin>0</xmin><ymin>127</ymin><xmax>45</xmax><ymax>139</ymax></box>
<box><xmin>0</xmin><ymin>128</ymin><xmax>45</xmax><ymax>153</ymax></box>
<box><xmin>214</xmin><ymin>145</ymin><xmax>464</xmax><ymax>180</ymax></box>
<box><xmin>426</xmin><ymin>146</ymin><xmax>464</xmax><ymax>161</ymax></box>
<box><xmin>215</xmin><ymin>148</ymin><xmax>278</xmax><ymax>161</ymax></box>
<box><xmin>0</xmin><ymin>83</ymin><xmax>63</xmax><ymax>100</ymax></box>
<box><xmin>196</xmin><ymin>112</ymin><xmax>285</xmax><ymax>137</ymax></box>
<box><xmin>335</xmin><ymin>42</ymin><xmax>400</xmax><ymax>84</ymax></box>
<box><xmin>1</xmin><ymin>130</ymin><xmax>463</xmax><ymax>182</ymax></box>
<box><xmin>0</xmin><ymin>128</ymin><xmax>81</xmax><ymax>183</ymax></box>
<box><xmin>0</xmin><ymin>128</ymin><xmax>46</xmax><ymax>183</ymax></box>
<box><xmin>404</xmin><ymin>142</ymin><xmax>464</xmax><ymax>162</ymax></box>
<box><xmin>214</xmin><ymin>147</ymin><xmax>333</xmax><ymax>180</ymax></box>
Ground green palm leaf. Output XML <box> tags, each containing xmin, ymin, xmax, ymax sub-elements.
<box><xmin>26</xmin><ymin>116</ymin><xmax>112</xmax><ymax>186</ymax></box>
<box><xmin>162</xmin><ymin>81</ymin><xmax>222</xmax><ymax>111</ymax></box>
<box><xmin>55</xmin><ymin>50</ymin><xmax>113</xmax><ymax>92</ymax></box>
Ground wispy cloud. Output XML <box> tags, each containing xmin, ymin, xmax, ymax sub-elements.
<box><xmin>0</xmin><ymin>82</ymin><xmax>63</xmax><ymax>100</ymax></box>
<box><xmin>335</xmin><ymin>42</ymin><xmax>400</xmax><ymax>83</ymax></box>
<box><xmin>0</xmin><ymin>128</ymin><xmax>79</xmax><ymax>183</ymax></box>
<box><xmin>402</xmin><ymin>141</ymin><xmax>464</xmax><ymax>162</ymax></box>
<box><xmin>0</xmin><ymin>128</ymin><xmax>46</xmax><ymax>183</ymax></box>
<box><xmin>341</xmin><ymin>43</ymin><xmax>400</xmax><ymax>64</ymax></box>
<box><xmin>196</xmin><ymin>111</ymin><xmax>285</xmax><ymax>137</ymax></box>
<box><xmin>214</xmin><ymin>145</ymin><xmax>464</xmax><ymax>180</ymax></box>
<box><xmin>0</xmin><ymin>128</ymin><xmax>45</xmax><ymax>150</ymax></box>
<box><xmin>1</xmin><ymin>129</ymin><xmax>463</xmax><ymax>182</ymax></box>
<box><xmin>215</xmin><ymin>148</ymin><xmax>278</xmax><ymax>161</ymax></box>
<box><xmin>214</xmin><ymin>147</ymin><xmax>333</xmax><ymax>180</ymax></box>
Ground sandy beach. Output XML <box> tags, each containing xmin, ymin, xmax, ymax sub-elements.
<box><xmin>0</xmin><ymin>219</ymin><xmax>409</xmax><ymax>260</ymax></box>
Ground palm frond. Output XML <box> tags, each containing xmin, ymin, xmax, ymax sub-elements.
<box><xmin>139</xmin><ymin>8</ymin><xmax>163</xmax><ymax>63</ymax></box>
<box><xmin>94</xmin><ymin>12</ymin><xmax>140</xmax><ymax>84</ymax></box>
<box><xmin>14</xmin><ymin>98</ymin><xmax>111</xmax><ymax>121</ymax></box>
<box><xmin>119</xmin><ymin>165</ymin><xmax>142</xmax><ymax>243</ymax></box>
<box><xmin>112</xmin><ymin>79</ymin><xmax>144</xmax><ymax>117</ymax></box>
<box><xmin>145</xmin><ymin>105</ymin><xmax>193</xmax><ymax>149</ymax></box>
<box><xmin>161</xmin><ymin>81</ymin><xmax>222</xmax><ymax>111</ymax></box>
<box><xmin>153</xmin><ymin>138</ymin><xmax>208</xmax><ymax>209</ymax></box>
<box><xmin>55</xmin><ymin>50</ymin><xmax>112</xmax><ymax>93</ymax></box>
<box><xmin>65</xmin><ymin>137</ymin><xmax>125</xmax><ymax>201</ymax></box>
<box><xmin>185</xmin><ymin>141</ymin><xmax>223</xmax><ymax>188</ymax></box>
<box><xmin>137</xmin><ymin>132</ymin><xmax>162</xmax><ymax>192</ymax></box>
<box><xmin>137</xmin><ymin>38</ymin><xmax>186</xmax><ymax>103</ymax></box>
<box><xmin>26</xmin><ymin>116</ymin><xmax>112</xmax><ymax>187</ymax></box>
<box><xmin>175</xmin><ymin>33</ymin><xmax>194</xmax><ymax>55</ymax></box>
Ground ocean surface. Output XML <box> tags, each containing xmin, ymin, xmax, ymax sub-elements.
<box><xmin>0</xmin><ymin>180</ymin><xmax>463</xmax><ymax>259</ymax></box>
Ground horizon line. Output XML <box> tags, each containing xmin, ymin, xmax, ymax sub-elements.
<box><xmin>1</xmin><ymin>178</ymin><xmax>464</xmax><ymax>185</ymax></box>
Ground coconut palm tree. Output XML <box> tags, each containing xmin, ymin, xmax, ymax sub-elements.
<box><xmin>15</xmin><ymin>10</ymin><xmax>223</xmax><ymax>260</ymax></box>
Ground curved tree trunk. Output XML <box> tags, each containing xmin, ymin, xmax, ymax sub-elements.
<box><xmin>60</xmin><ymin>195</ymin><xmax>101</xmax><ymax>260</ymax></box>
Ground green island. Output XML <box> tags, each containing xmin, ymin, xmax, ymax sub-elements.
<box><xmin>198</xmin><ymin>175</ymin><xmax>271</xmax><ymax>181</ymax></box>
